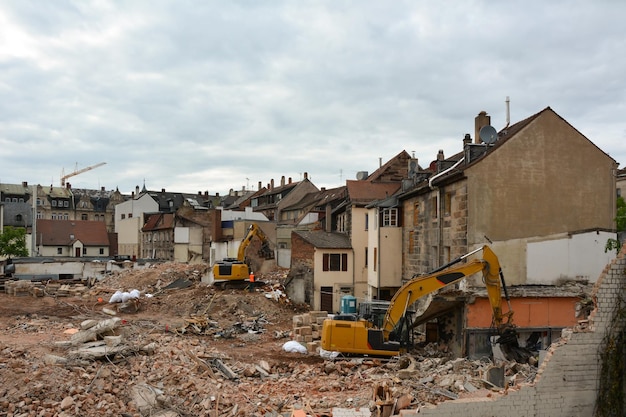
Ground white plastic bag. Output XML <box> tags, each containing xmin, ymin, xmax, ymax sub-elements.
<box><xmin>282</xmin><ymin>341</ymin><xmax>307</xmax><ymax>354</ymax></box>
<box><xmin>109</xmin><ymin>290</ymin><xmax>123</xmax><ymax>303</ymax></box>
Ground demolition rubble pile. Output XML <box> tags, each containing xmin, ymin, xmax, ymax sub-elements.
<box><xmin>0</xmin><ymin>263</ymin><xmax>538</xmax><ymax>417</ymax></box>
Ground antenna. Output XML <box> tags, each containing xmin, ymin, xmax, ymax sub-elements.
<box><xmin>479</xmin><ymin>125</ymin><xmax>498</xmax><ymax>144</ymax></box>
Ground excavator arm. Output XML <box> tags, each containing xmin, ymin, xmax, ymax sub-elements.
<box><xmin>236</xmin><ymin>224</ymin><xmax>274</xmax><ymax>262</ymax></box>
<box><xmin>382</xmin><ymin>245</ymin><xmax>513</xmax><ymax>339</ymax></box>
<box><xmin>321</xmin><ymin>245</ymin><xmax>526</xmax><ymax>359</ymax></box>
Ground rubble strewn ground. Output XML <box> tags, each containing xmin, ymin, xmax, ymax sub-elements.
<box><xmin>0</xmin><ymin>263</ymin><xmax>538</xmax><ymax>417</ymax></box>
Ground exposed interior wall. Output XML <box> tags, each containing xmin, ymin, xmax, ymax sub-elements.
<box><xmin>400</xmin><ymin>245</ymin><xmax>626</xmax><ymax>417</ymax></box>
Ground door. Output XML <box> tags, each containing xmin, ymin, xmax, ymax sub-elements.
<box><xmin>320</xmin><ymin>286</ymin><xmax>333</xmax><ymax>314</ymax></box>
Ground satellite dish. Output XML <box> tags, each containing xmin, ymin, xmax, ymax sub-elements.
<box><xmin>479</xmin><ymin>125</ymin><xmax>498</xmax><ymax>144</ymax></box>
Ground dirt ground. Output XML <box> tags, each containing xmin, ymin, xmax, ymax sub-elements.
<box><xmin>0</xmin><ymin>263</ymin><xmax>391</xmax><ymax>417</ymax></box>
<box><xmin>0</xmin><ymin>263</ymin><xmax>528</xmax><ymax>417</ymax></box>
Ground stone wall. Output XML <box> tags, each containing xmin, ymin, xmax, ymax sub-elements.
<box><xmin>400</xmin><ymin>245</ymin><xmax>626</xmax><ymax>417</ymax></box>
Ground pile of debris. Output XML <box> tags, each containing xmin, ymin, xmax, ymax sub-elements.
<box><xmin>0</xmin><ymin>262</ymin><xmax>540</xmax><ymax>417</ymax></box>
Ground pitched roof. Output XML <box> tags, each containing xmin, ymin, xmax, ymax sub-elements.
<box><xmin>293</xmin><ymin>230</ymin><xmax>352</xmax><ymax>249</ymax></box>
<box><xmin>142</xmin><ymin>213</ymin><xmax>175</xmax><ymax>231</ymax></box>
<box><xmin>282</xmin><ymin>186</ymin><xmax>347</xmax><ymax>211</ymax></box>
<box><xmin>366</xmin><ymin>150</ymin><xmax>412</xmax><ymax>182</ymax></box>
<box><xmin>37</xmin><ymin>219</ymin><xmax>110</xmax><ymax>246</ymax></box>
<box><xmin>346</xmin><ymin>180</ymin><xmax>400</xmax><ymax>205</ymax></box>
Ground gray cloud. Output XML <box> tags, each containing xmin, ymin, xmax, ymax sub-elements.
<box><xmin>1</xmin><ymin>1</ymin><xmax>624</xmax><ymax>193</ymax></box>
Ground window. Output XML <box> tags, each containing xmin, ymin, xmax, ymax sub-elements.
<box><xmin>36</xmin><ymin>211</ymin><xmax>43</xmax><ymax>219</ymax></box>
<box><xmin>444</xmin><ymin>193</ymin><xmax>452</xmax><ymax>216</ymax></box>
<box><xmin>409</xmin><ymin>230</ymin><xmax>415</xmax><ymax>254</ymax></box>
<box><xmin>15</xmin><ymin>214</ymin><xmax>23</xmax><ymax>222</ymax></box>
<box><xmin>37</xmin><ymin>198</ymin><xmax>41</xmax><ymax>206</ymax></box>
<box><xmin>337</xmin><ymin>213</ymin><xmax>346</xmax><ymax>232</ymax></box>
<box><xmin>413</xmin><ymin>203</ymin><xmax>419</xmax><ymax>226</ymax></box>
<box><xmin>12</xmin><ymin>198</ymin><xmax>17</xmax><ymax>203</ymax></box>
<box><xmin>121</xmin><ymin>214</ymin><xmax>126</xmax><ymax>219</ymax></box>
<box><xmin>64</xmin><ymin>201</ymin><xmax>69</xmax><ymax>207</ymax></box>
<box><xmin>365</xmin><ymin>247</ymin><xmax>368</xmax><ymax>267</ymax></box>
<box><xmin>4</xmin><ymin>197</ymin><xmax>9</xmax><ymax>202</ymax></box>
<box><xmin>322</xmin><ymin>253</ymin><xmax>348</xmax><ymax>271</ymax></box>
<box><xmin>128</xmin><ymin>213</ymin><xmax>133</xmax><ymax>218</ymax></box>
<box><xmin>63</xmin><ymin>213</ymin><xmax>69</xmax><ymax>220</ymax></box>
<box><xmin>381</xmin><ymin>208</ymin><xmax>398</xmax><ymax>227</ymax></box>
<box><xmin>82</xmin><ymin>247</ymin><xmax>87</xmax><ymax>255</ymax></box>
<box><xmin>365</xmin><ymin>213</ymin><xmax>369</xmax><ymax>230</ymax></box>
<box><xmin>52</xmin><ymin>200</ymin><xmax>57</xmax><ymax>207</ymax></box>
<box><xmin>57</xmin><ymin>248</ymin><xmax>62</xmax><ymax>255</ymax></box>
<box><xmin>81</xmin><ymin>214</ymin><xmax>88</xmax><ymax>220</ymax></box>
<box><xmin>373</xmin><ymin>248</ymin><xmax>377</xmax><ymax>271</ymax></box>
<box><xmin>431</xmin><ymin>196</ymin><xmax>438</xmax><ymax>218</ymax></box>
<box><xmin>99</xmin><ymin>248</ymin><xmax>104</xmax><ymax>255</ymax></box>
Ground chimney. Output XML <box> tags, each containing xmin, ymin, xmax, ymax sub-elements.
<box><xmin>204</xmin><ymin>191</ymin><xmax>208</xmax><ymax>197</ymax></box>
<box><xmin>198</xmin><ymin>191</ymin><xmax>202</xmax><ymax>196</ymax></box>
<box><xmin>66</xmin><ymin>183</ymin><xmax>71</xmax><ymax>189</ymax></box>
<box><xmin>22</xmin><ymin>181</ymin><xmax>28</xmax><ymax>188</ymax></box>
<box><xmin>304</xmin><ymin>172</ymin><xmax>308</xmax><ymax>180</ymax></box>
<box><xmin>161</xmin><ymin>188</ymin><xmax>165</xmax><ymax>193</ymax></box>
<box><xmin>474</xmin><ymin>111</ymin><xmax>491</xmax><ymax>144</ymax></box>
<box><xmin>258</xmin><ymin>181</ymin><xmax>262</xmax><ymax>190</ymax></box>
<box><xmin>321</xmin><ymin>187</ymin><xmax>326</xmax><ymax>192</ymax></box>
<box><xmin>270</xmin><ymin>179</ymin><xmax>274</xmax><ymax>189</ymax></box>
<box><xmin>135</xmin><ymin>185</ymin><xmax>140</xmax><ymax>195</ymax></box>
<box><xmin>463</xmin><ymin>133</ymin><xmax>472</xmax><ymax>146</ymax></box>
<box><xmin>131</xmin><ymin>191</ymin><xmax>135</xmax><ymax>198</ymax></box>
<box><xmin>288</xmin><ymin>177</ymin><xmax>292</xmax><ymax>184</ymax></box>
<box><xmin>101</xmin><ymin>186</ymin><xmax>105</xmax><ymax>191</ymax></box>
<box><xmin>281</xmin><ymin>176</ymin><xmax>285</xmax><ymax>186</ymax></box>
<box><xmin>325</xmin><ymin>203</ymin><xmax>332</xmax><ymax>232</ymax></box>
<box><xmin>437</xmin><ymin>150</ymin><xmax>445</xmax><ymax>161</ymax></box>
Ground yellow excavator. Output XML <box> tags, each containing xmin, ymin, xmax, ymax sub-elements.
<box><xmin>212</xmin><ymin>224</ymin><xmax>274</xmax><ymax>288</ymax></box>
<box><xmin>320</xmin><ymin>245</ymin><xmax>530</xmax><ymax>362</ymax></box>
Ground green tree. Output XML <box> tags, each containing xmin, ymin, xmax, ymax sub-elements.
<box><xmin>616</xmin><ymin>196</ymin><xmax>626</xmax><ymax>232</ymax></box>
<box><xmin>0</xmin><ymin>226</ymin><xmax>29</xmax><ymax>259</ymax></box>
<box><xmin>605</xmin><ymin>196</ymin><xmax>626</xmax><ymax>254</ymax></box>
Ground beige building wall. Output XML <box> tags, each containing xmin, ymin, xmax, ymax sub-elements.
<box><xmin>464</xmin><ymin>110</ymin><xmax>617</xmax><ymax>283</ymax></box>
<box><xmin>351</xmin><ymin>206</ymin><xmax>369</xmax><ymax>303</ymax></box>
<box><xmin>367</xmin><ymin>205</ymin><xmax>403</xmax><ymax>298</ymax></box>
<box><xmin>312</xmin><ymin>248</ymin><xmax>354</xmax><ymax>312</ymax></box>
<box><xmin>115</xmin><ymin>194</ymin><xmax>158</xmax><ymax>258</ymax></box>
<box><xmin>117</xmin><ymin>217</ymin><xmax>141</xmax><ymax>257</ymax></box>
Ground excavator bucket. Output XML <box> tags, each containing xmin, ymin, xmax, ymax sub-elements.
<box><xmin>258</xmin><ymin>243</ymin><xmax>274</xmax><ymax>260</ymax></box>
<box><xmin>496</xmin><ymin>326</ymin><xmax>533</xmax><ymax>363</ymax></box>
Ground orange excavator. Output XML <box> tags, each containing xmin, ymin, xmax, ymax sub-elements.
<box><xmin>320</xmin><ymin>245</ymin><xmax>531</xmax><ymax>362</ymax></box>
<box><xmin>212</xmin><ymin>224</ymin><xmax>274</xmax><ymax>289</ymax></box>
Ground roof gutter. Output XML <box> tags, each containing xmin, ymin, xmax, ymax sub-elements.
<box><xmin>428</xmin><ymin>157</ymin><xmax>465</xmax><ymax>189</ymax></box>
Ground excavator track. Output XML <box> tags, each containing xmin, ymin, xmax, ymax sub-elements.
<box><xmin>213</xmin><ymin>280</ymin><xmax>267</xmax><ymax>290</ymax></box>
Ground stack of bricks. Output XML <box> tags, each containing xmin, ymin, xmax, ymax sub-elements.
<box><xmin>4</xmin><ymin>280</ymin><xmax>90</xmax><ymax>298</ymax></box>
<box><xmin>5</xmin><ymin>280</ymin><xmax>44</xmax><ymax>297</ymax></box>
<box><xmin>44</xmin><ymin>282</ymin><xmax>89</xmax><ymax>297</ymax></box>
<box><xmin>292</xmin><ymin>310</ymin><xmax>329</xmax><ymax>353</ymax></box>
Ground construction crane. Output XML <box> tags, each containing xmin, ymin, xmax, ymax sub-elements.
<box><xmin>60</xmin><ymin>162</ymin><xmax>107</xmax><ymax>186</ymax></box>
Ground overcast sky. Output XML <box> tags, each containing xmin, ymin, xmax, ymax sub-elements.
<box><xmin>1</xmin><ymin>1</ymin><xmax>624</xmax><ymax>196</ymax></box>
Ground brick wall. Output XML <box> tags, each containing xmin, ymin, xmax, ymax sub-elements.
<box><xmin>400</xmin><ymin>245</ymin><xmax>626</xmax><ymax>417</ymax></box>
